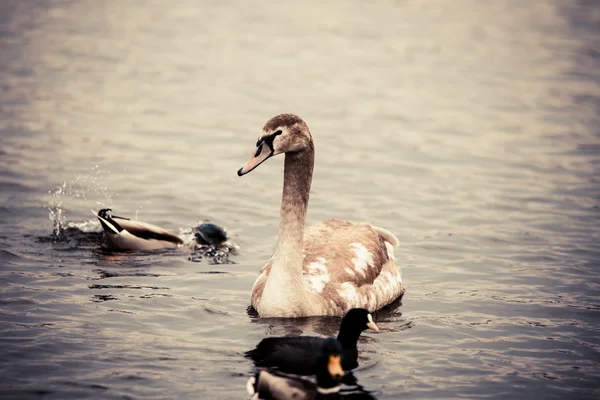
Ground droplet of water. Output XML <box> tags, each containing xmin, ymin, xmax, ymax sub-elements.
<box><xmin>46</xmin><ymin>166</ymin><xmax>116</xmax><ymax>236</ymax></box>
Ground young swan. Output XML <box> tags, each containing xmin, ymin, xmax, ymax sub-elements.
<box><xmin>246</xmin><ymin>338</ymin><xmax>344</xmax><ymax>400</ymax></box>
<box><xmin>238</xmin><ymin>114</ymin><xmax>404</xmax><ymax>317</ymax></box>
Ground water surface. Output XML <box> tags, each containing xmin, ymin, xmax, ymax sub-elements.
<box><xmin>1</xmin><ymin>0</ymin><xmax>599</xmax><ymax>398</ymax></box>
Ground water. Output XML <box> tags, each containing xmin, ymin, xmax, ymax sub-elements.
<box><xmin>1</xmin><ymin>0</ymin><xmax>599</xmax><ymax>398</ymax></box>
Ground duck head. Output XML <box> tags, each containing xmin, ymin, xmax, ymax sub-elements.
<box><xmin>237</xmin><ymin>114</ymin><xmax>312</xmax><ymax>176</ymax></box>
<box><xmin>316</xmin><ymin>338</ymin><xmax>345</xmax><ymax>391</ymax></box>
<box><xmin>342</xmin><ymin>308</ymin><xmax>380</xmax><ymax>333</ymax></box>
<box><xmin>194</xmin><ymin>223</ymin><xmax>228</xmax><ymax>247</ymax></box>
<box><xmin>335</xmin><ymin>308</ymin><xmax>380</xmax><ymax>350</ymax></box>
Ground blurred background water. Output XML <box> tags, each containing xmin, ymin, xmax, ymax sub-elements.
<box><xmin>1</xmin><ymin>0</ymin><xmax>599</xmax><ymax>398</ymax></box>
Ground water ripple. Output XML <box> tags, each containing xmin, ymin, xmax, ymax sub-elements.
<box><xmin>0</xmin><ymin>0</ymin><xmax>599</xmax><ymax>399</ymax></box>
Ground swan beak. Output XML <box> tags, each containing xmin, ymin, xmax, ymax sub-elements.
<box><xmin>328</xmin><ymin>355</ymin><xmax>344</xmax><ymax>380</ymax></box>
<box><xmin>238</xmin><ymin>143</ymin><xmax>273</xmax><ymax>176</ymax></box>
<box><xmin>367</xmin><ymin>313</ymin><xmax>380</xmax><ymax>332</ymax></box>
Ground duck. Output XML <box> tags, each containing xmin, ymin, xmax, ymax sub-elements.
<box><xmin>237</xmin><ymin>114</ymin><xmax>405</xmax><ymax>317</ymax></box>
<box><xmin>94</xmin><ymin>208</ymin><xmax>233</xmax><ymax>251</ymax></box>
<box><xmin>245</xmin><ymin>308</ymin><xmax>379</xmax><ymax>376</ymax></box>
<box><xmin>246</xmin><ymin>338</ymin><xmax>344</xmax><ymax>400</ymax></box>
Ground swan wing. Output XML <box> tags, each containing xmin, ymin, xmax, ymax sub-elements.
<box><xmin>302</xmin><ymin>219</ymin><xmax>403</xmax><ymax>311</ymax></box>
<box><xmin>303</xmin><ymin>219</ymin><xmax>396</xmax><ymax>285</ymax></box>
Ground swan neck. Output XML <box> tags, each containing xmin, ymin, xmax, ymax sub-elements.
<box><xmin>274</xmin><ymin>145</ymin><xmax>314</xmax><ymax>263</ymax></box>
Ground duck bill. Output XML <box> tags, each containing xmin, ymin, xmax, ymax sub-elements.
<box><xmin>237</xmin><ymin>143</ymin><xmax>272</xmax><ymax>176</ymax></box>
<box><xmin>328</xmin><ymin>355</ymin><xmax>344</xmax><ymax>380</ymax></box>
<box><xmin>367</xmin><ymin>314</ymin><xmax>380</xmax><ymax>332</ymax></box>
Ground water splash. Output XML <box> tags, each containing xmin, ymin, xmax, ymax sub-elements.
<box><xmin>181</xmin><ymin>224</ymin><xmax>239</xmax><ymax>264</ymax></box>
<box><xmin>188</xmin><ymin>246</ymin><xmax>236</xmax><ymax>265</ymax></box>
<box><xmin>48</xmin><ymin>182</ymin><xmax>67</xmax><ymax>235</ymax></box>
<box><xmin>47</xmin><ymin>165</ymin><xmax>115</xmax><ymax>236</ymax></box>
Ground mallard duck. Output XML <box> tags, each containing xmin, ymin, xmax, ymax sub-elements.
<box><xmin>245</xmin><ymin>308</ymin><xmax>378</xmax><ymax>376</ymax></box>
<box><xmin>194</xmin><ymin>223</ymin><xmax>229</xmax><ymax>247</ymax></box>
<box><xmin>94</xmin><ymin>208</ymin><xmax>232</xmax><ymax>251</ymax></box>
<box><xmin>237</xmin><ymin>114</ymin><xmax>405</xmax><ymax>317</ymax></box>
<box><xmin>246</xmin><ymin>338</ymin><xmax>344</xmax><ymax>400</ymax></box>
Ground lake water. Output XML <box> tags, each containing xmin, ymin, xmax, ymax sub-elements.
<box><xmin>1</xmin><ymin>0</ymin><xmax>599</xmax><ymax>398</ymax></box>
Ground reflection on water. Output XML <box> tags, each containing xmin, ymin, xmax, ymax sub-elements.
<box><xmin>1</xmin><ymin>0</ymin><xmax>599</xmax><ymax>399</ymax></box>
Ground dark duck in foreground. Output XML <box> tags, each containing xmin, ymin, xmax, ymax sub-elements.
<box><xmin>237</xmin><ymin>114</ymin><xmax>404</xmax><ymax>317</ymax></box>
<box><xmin>94</xmin><ymin>208</ymin><xmax>233</xmax><ymax>252</ymax></box>
<box><xmin>245</xmin><ymin>308</ymin><xmax>379</xmax><ymax>376</ymax></box>
<box><xmin>246</xmin><ymin>338</ymin><xmax>344</xmax><ymax>400</ymax></box>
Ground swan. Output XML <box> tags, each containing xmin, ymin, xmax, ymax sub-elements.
<box><xmin>246</xmin><ymin>338</ymin><xmax>344</xmax><ymax>400</ymax></box>
<box><xmin>94</xmin><ymin>208</ymin><xmax>232</xmax><ymax>252</ymax></box>
<box><xmin>245</xmin><ymin>308</ymin><xmax>378</xmax><ymax>376</ymax></box>
<box><xmin>237</xmin><ymin>114</ymin><xmax>404</xmax><ymax>317</ymax></box>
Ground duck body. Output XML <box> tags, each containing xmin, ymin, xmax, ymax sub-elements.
<box><xmin>238</xmin><ymin>114</ymin><xmax>404</xmax><ymax>317</ymax></box>
<box><xmin>247</xmin><ymin>338</ymin><xmax>344</xmax><ymax>400</ymax></box>
<box><xmin>94</xmin><ymin>209</ymin><xmax>236</xmax><ymax>252</ymax></box>
<box><xmin>245</xmin><ymin>309</ymin><xmax>379</xmax><ymax>376</ymax></box>
<box><xmin>247</xmin><ymin>336</ymin><xmax>338</xmax><ymax>376</ymax></box>
<box><xmin>95</xmin><ymin>208</ymin><xmax>184</xmax><ymax>251</ymax></box>
<box><xmin>247</xmin><ymin>370</ymin><xmax>339</xmax><ymax>400</ymax></box>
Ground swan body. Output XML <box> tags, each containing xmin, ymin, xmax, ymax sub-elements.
<box><xmin>246</xmin><ymin>338</ymin><xmax>344</xmax><ymax>400</ymax></box>
<box><xmin>245</xmin><ymin>308</ymin><xmax>379</xmax><ymax>376</ymax></box>
<box><xmin>238</xmin><ymin>114</ymin><xmax>405</xmax><ymax>317</ymax></box>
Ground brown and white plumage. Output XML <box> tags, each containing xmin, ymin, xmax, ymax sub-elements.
<box><xmin>238</xmin><ymin>114</ymin><xmax>404</xmax><ymax>318</ymax></box>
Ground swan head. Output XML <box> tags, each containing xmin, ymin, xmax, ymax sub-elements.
<box><xmin>237</xmin><ymin>113</ymin><xmax>312</xmax><ymax>176</ymax></box>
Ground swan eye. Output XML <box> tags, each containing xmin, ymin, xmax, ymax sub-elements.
<box><xmin>256</xmin><ymin>130</ymin><xmax>282</xmax><ymax>148</ymax></box>
<box><xmin>262</xmin><ymin>130</ymin><xmax>283</xmax><ymax>150</ymax></box>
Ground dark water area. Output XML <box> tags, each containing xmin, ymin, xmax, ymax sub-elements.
<box><xmin>1</xmin><ymin>0</ymin><xmax>599</xmax><ymax>399</ymax></box>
